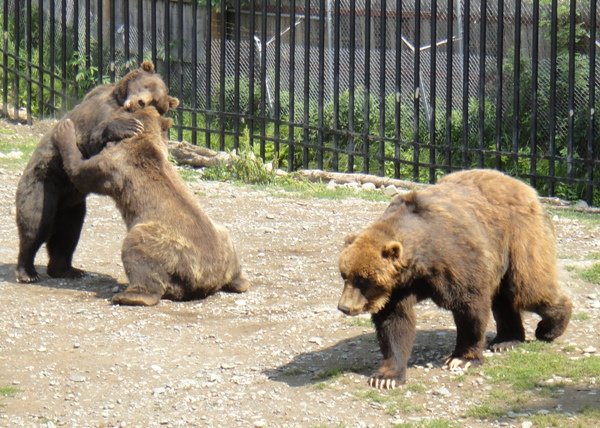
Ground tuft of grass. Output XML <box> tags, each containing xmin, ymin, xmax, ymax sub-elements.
<box><xmin>571</xmin><ymin>312</ymin><xmax>590</xmax><ymax>321</ymax></box>
<box><xmin>478</xmin><ymin>342</ymin><xmax>600</xmax><ymax>390</ymax></box>
<box><xmin>346</xmin><ymin>317</ymin><xmax>374</xmax><ymax>328</ymax></box>
<box><xmin>0</xmin><ymin>386</ymin><xmax>18</xmax><ymax>397</ymax></box>
<box><xmin>549</xmin><ymin>208</ymin><xmax>600</xmax><ymax>228</ymax></box>
<box><xmin>176</xmin><ymin>166</ymin><xmax>203</xmax><ymax>182</ymax></box>
<box><xmin>0</xmin><ymin>135</ymin><xmax>38</xmax><ymax>169</ymax></box>
<box><xmin>577</xmin><ymin>263</ymin><xmax>600</xmax><ymax>285</ymax></box>
<box><xmin>391</xmin><ymin>420</ymin><xmax>460</xmax><ymax>428</ymax></box>
<box><xmin>355</xmin><ymin>389</ymin><xmax>420</xmax><ymax>415</ymax></box>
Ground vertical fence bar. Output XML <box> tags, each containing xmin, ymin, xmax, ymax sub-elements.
<box><xmin>347</xmin><ymin>0</ymin><xmax>356</xmax><ymax>173</ymax></box>
<box><xmin>530</xmin><ymin>0</ymin><xmax>539</xmax><ymax>188</ymax></box>
<box><xmin>37</xmin><ymin>0</ymin><xmax>43</xmax><ymax>117</ymax></box>
<box><xmin>73</xmin><ymin>0</ymin><xmax>79</xmax><ymax>101</ymax></box>
<box><xmin>124</xmin><ymin>0</ymin><xmax>130</xmax><ymax>68</ymax></box>
<box><xmin>363</xmin><ymin>0</ymin><xmax>371</xmax><ymax>174</ymax></box>
<box><xmin>110</xmin><ymin>0</ymin><xmax>115</xmax><ymax>82</ymax></box>
<box><xmin>548</xmin><ymin>0</ymin><xmax>558</xmax><ymax>196</ymax></box>
<box><xmin>317</xmin><ymin>0</ymin><xmax>325</xmax><ymax>170</ymax></box>
<box><xmin>259</xmin><ymin>0</ymin><xmax>267</xmax><ymax>159</ymax></box>
<box><xmin>137</xmin><ymin>0</ymin><xmax>143</xmax><ymax>61</ymax></box>
<box><xmin>233</xmin><ymin>0</ymin><xmax>241</xmax><ymax>150</ymax></box>
<box><xmin>60</xmin><ymin>0</ymin><xmax>66</xmax><ymax>106</ymax></box>
<box><xmin>204</xmin><ymin>0</ymin><xmax>212</xmax><ymax>148</ymax></box>
<box><xmin>85</xmin><ymin>0</ymin><xmax>90</xmax><ymax>70</ymax></box>
<box><xmin>26</xmin><ymin>0</ymin><xmax>32</xmax><ymax>123</ymax></box>
<box><xmin>429</xmin><ymin>0</ymin><xmax>438</xmax><ymax>181</ymax></box>
<box><xmin>477</xmin><ymin>0</ymin><xmax>486</xmax><ymax>168</ymax></box>
<box><xmin>460</xmin><ymin>0</ymin><xmax>470</xmax><ymax>168</ymax></box>
<box><xmin>248</xmin><ymin>1</ymin><xmax>255</xmax><ymax>150</ymax></box>
<box><xmin>177</xmin><ymin>0</ymin><xmax>183</xmax><ymax>141</ymax></box>
<box><xmin>164</xmin><ymin>0</ymin><xmax>170</xmax><ymax>88</ymax></box>
<box><xmin>191</xmin><ymin>0</ymin><xmax>197</xmax><ymax>145</ymax></box>
<box><xmin>97</xmin><ymin>0</ymin><xmax>103</xmax><ymax>83</ymax></box>
<box><xmin>331</xmin><ymin>0</ymin><xmax>339</xmax><ymax>171</ymax></box>
<box><xmin>13</xmin><ymin>0</ymin><xmax>21</xmax><ymax>118</ymax></box>
<box><xmin>287</xmin><ymin>0</ymin><xmax>297</xmax><ymax>171</ymax></box>
<box><xmin>413</xmin><ymin>0</ymin><xmax>421</xmax><ymax>180</ymax></box>
<box><xmin>444</xmin><ymin>0</ymin><xmax>453</xmax><ymax>172</ymax></box>
<box><xmin>151</xmin><ymin>0</ymin><xmax>157</xmax><ymax>64</ymax></box>
<box><xmin>378</xmin><ymin>0</ymin><xmax>387</xmax><ymax>177</ymax></box>
<box><xmin>494</xmin><ymin>0</ymin><xmax>503</xmax><ymax>169</ymax></box>
<box><xmin>566</xmin><ymin>0</ymin><xmax>576</xmax><ymax>181</ymax></box>
<box><xmin>394</xmin><ymin>0</ymin><xmax>403</xmax><ymax>178</ymax></box>
<box><xmin>587</xmin><ymin>0</ymin><xmax>597</xmax><ymax>204</ymax></box>
<box><xmin>218</xmin><ymin>0</ymin><xmax>226</xmax><ymax>150</ymax></box>
<box><xmin>2</xmin><ymin>0</ymin><xmax>7</xmax><ymax>117</ymax></box>
<box><xmin>302</xmin><ymin>0</ymin><xmax>310</xmax><ymax>168</ymax></box>
<box><xmin>274</xmin><ymin>0</ymin><xmax>281</xmax><ymax>161</ymax></box>
<box><xmin>511</xmin><ymin>0</ymin><xmax>521</xmax><ymax>171</ymax></box>
<box><xmin>49</xmin><ymin>0</ymin><xmax>55</xmax><ymax>108</ymax></box>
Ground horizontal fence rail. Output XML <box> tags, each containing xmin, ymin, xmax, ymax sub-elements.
<box><xmin>0</xmin><ymin>0</ymin><xmax>598</xmax><ymax>205</ymax></box>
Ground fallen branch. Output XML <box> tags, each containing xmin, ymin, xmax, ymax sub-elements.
<box><xmin>297</xmin><ymin>169</ymin><xmax>426</xmax><ymax>191</ymax></box>
<box><xmin>167</xmin><ymin>141</ymin><xmax>233</xmax><ymax>168</ymax></box>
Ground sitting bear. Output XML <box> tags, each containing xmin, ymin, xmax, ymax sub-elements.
<box><xmin>337</xmin><ymin>169</ymin><xmax>572</xmax><ymax>389</ymax></box>
<box><xmin>51</xmin><ymin>107</ymin><xmax>250</xmax><ymax>306</ymax></box>
<box><xmin>15</xmin><ymin>60</ymin><xmax>179</xmax><ymax>283</ymax></box>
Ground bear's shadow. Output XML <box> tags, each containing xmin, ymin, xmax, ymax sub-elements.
<box><xmin>265</xmin><ymin>328</ymin><xmax>495</xmax><ymax>387</ymax></box>
<box><xmin>0</xmin><ymin>263</ymin><xmax>120</xmax><ymax>300</ymax></box>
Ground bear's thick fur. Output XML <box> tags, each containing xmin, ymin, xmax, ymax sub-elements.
<box><xmin>51</xmin><ymin>107</ymin><xmax>250</xmax><ymax>306</ymax></box>
<box><xmin>338</xmin><ymin>169</ymin><xmax>572</xmax><ymax>389</ymax></box>
<box><xmin>15</xmin><ymin>61</ymin><xmax>179</xmax><ymax>283</ymax></box>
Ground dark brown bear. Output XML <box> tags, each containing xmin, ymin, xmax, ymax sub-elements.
<box><xmin>337</xmin><ymin>169</ymin><xmax>572</xmax><ymax>389</ymax></box>
<box><xmin>15</xmin><ymin>61</ymin><xmax>179</xmax><ymax>283</ymax></box>
<box><xmin>51</xmin><ymin>107</ymin><xmax>250</xmax><ymax>306</ymax></box>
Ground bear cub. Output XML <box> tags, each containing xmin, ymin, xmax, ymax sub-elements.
<box><xmin>51</xmin><ymin>107</ymin><xmax>250</xmax><ymax>306</ymax></box>
<box><xmin>15</xmin><ymin>61</ymin><xmax>178</xmax><ymax>283</ymax></box>
<box><xmin>338</xmin><ymin>169</ymin><xmax>572</xmax><ymax>389</ymax></box>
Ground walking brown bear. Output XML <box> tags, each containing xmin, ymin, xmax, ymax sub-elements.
<box><xmin>15</xmin><ymin>60</ymin><xmax>179</xmax><ymax>283</ymax></box>
<box><xmin>337</xmin><ymin>169</ymin><xmax>572</xmax><ymax>389</ymax></box>
<box><xmin>51</xmin><ymin>107</ymin><xmax>250</xmax><ymax>306</ymax></box>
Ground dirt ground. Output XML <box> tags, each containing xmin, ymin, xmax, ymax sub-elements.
<box><xmin>0</xmin><ymin>120</ymin><xmax>599</xmax><ymax>427</ymax></box>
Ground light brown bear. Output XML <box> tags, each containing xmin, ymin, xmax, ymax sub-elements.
<box><xmin>51</xmin><ymin>107</ymin><xmax>250</xmax><ymax>306</ymax></box>
<box><xmin>338</xmin><ymin>169</ymin><xmax>572</xmax><ymax>389</ymax></box>
<box><xmin>15</xmin><ymin>60</ymin><xmax>179</xmax><ymax>283</ymax></box>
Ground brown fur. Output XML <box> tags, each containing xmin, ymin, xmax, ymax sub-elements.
<box><xmin>338</xmin><ymin>169</ymin><xmax>572</xmax><ymax>389</ymax></box>
<box><xmin>15</xmin><ymin>61</ymin><xmax>179</xmax><ymax>283</ymax></box>
<box><xmin>51</xmin><ymin>107</ymin><xmax>250</xmax><ymax>306</ymax></box>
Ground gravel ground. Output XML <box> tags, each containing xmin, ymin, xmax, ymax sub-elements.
<box><xmin>0</xmin><ymin>120</ymin><xmax>599</xmax><ymax>427</ymax></box>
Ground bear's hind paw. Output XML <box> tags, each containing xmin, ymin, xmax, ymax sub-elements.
<box><xmin>442</xmin><ymin>357</ymin><xmax>481</xmax><ymax>371</ymax></box>
<box><xmin>368</xmin><ymin>375</ymin><xmax>404</xmax><ymax>390</ymax></box>
<box><xmin>489</xmin><ymin>340</ymin><xmax>523</xmax><ymax>353</ymax></box>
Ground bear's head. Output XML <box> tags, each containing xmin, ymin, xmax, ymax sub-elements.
<box><xmin>338</xmin><ymin>225</ymin><xmax>407</xmax><ymax>316</ymax></box>
<box><xmin>113</xmin><ymin>60</ymin><xmax>180</xmax><ymax>115</ymax></box>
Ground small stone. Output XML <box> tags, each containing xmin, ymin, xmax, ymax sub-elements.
<box><xmin>235</xmin><ymin>300</ymin><xmax>246</xmax><ymax>306</ymax></box>
<box><xmin>326</xmin><ymin>180</ymin><xmax>337</xmax><ymax>190</ymax></box>
<box><xmin>37</xmin><ymin>346</ymin><xmax>47</xmax><ymax>352</ymax></box>
<box><xmin>266</xmin><ymin>214</ymin><xmax>275</xmax><ymax>220</ymax></box>
<box><xmin>583</xmin><ymin>346</ymin><xmax>597</xmax><ymax>354</ymax></box>
<box><xmin>151</xmin><ymin>364</ymin><xmax>163</xmax><ymax>373</ymax></box>
<box><xmin>434</xmin><ymin>387</ymin><xmax>451</xmax><ymax>397</ymax></box>
<box><xmin>69</xmin><ymin>374</ymin><xmax>86</xmax><ymax>382</ymax></box>
<box><xmin>384</xmin><ymin>185</ymin><xmax>398</xmax><ymax>196</ymax></box>
<box><xmin>361</xmin><ymin>182</ymin><xmax>377</xmax><ymax>191</ymax></box>
<box><xmin>521</xmin><ymin>421</ymin><xmax>533</xmax><ymax>428</ymax></box>
<box><xmin>254</xmin><ymin>420</ymin><xmax>267</xmax><ymax>427</ymax></box>
<box><xmin>112</xmin><ymin>286</ymin><xmax>120</xmax><ymax>293</ymax></box>
<box><xmin>308</xmin><ymin>337</ymin><xmax>323</xmax><ymax>346</ymax></box>
<box><xmin>574</xmin><ymin>200</ymin><xmax>589</xmax><ymax>209</ymax></box>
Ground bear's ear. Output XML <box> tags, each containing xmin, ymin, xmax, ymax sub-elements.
<box><xmin>168</xmin><ymin>96</ymin><xmax>180</xmax><ymax>110</ymax></box>
<box><xmin>141</xmin><ymin>60</ymin><xmax>155</xmax><ymax>73</ymax></box>
<box><xmin>344</xmin><ymin>234</ymin><xmax>357</xmax><ymax>247</ymax></box>
<box><xmin>381</xmin><ymin>241</ymin><xmax>403</xmax><ymax>261</ymax></box>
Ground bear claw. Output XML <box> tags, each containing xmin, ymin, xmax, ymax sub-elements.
<box><xmin>442</xmin><ymin>357</ymin><xmax>473</xmax><ymax>371</ymax></box>
<box><xmin>368</xmin><ymin>377</ymin><xmax>398</xmax><ymax>390</ymax></box>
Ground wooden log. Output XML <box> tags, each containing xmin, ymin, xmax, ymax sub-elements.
<box><xmin>167</xmin><ymin>141</ymin><xmax>233</xmax><ymax>168</ymax></box>
<box><xmin>296</xmin><ymin>169</ymin><xmax>426</xmax><ymax>190</ymax></box>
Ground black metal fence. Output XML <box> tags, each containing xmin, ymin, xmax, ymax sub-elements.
<box><xmin>0</xmin><ymin>0</ymin><xmax>598</xmax><ymax>205</ymax></box>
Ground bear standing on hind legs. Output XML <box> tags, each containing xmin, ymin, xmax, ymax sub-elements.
<box><xmin>15</xmin><ymin>61</ymin><xmax>179</xmax><ymax>283</ymax></box>
<box><xmin>337</xmin><ymin>169</ymin><xmax>572</xmax><ymax>389</ymax></box>
<box><xmin>51</xmin><ymin>107</ymin><xmax>250</xmax><ymax>306</ymax></box>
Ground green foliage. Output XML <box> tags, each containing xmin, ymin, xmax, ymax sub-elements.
<box><xmin>578</xmin><ymin>263</ymin><xmax>600</xmax><ymax>285</ymax></box>
<box><xmin>0</xmin><ymin>386</ymin><xmax>18</xmax><ymax>397</ymax></box>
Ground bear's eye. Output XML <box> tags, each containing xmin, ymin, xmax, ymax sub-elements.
<box><xmin>353</xmin><ymin>277</ymin><xmax>370</xmax><ymax>291</ymax></box>
<box><xmin>138</xmin><ymin>100</ymin><xmax>145</xmax><ymax>107</ymax></box>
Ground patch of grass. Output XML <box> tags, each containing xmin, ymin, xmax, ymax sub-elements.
<box><xmin>355</xmin><ymin>389</ymin><xmax>420</xmax><ymax>415</ymax></box>
<box><xmin>464</xmin><ymin>388</ymin><xmax>531</xmax><ymax>420</ymax></box>
<box><xmin>564</xmin><ymin>265</ymin><xmax>577</xmax><ymax>272</ymax></box>
<box><xmin>392</xmin><ymin>420</ymin><xmax>460</xmax><ymax>428</ymax></box>
<box><xmin>0</xmin><ymin>386</ymin><xmax>18</xmax><ymax>397</ymax></box>
<box><xmin>477</xmin><ymin>342</ymin><xmax>600</xmax><ymax>391</ymax></box>
<box><xmin>406</xmin><ymin>383</ymin><xmax>427</xmax><ymax>394</ymax></box>
<box><xmin>176</xmin><ymin>166</ymin><xmax>202</xmax><ymax>183</ymax></box>
<box><xmin>549</xmin><ymin>208</ymin><xmax>600</xmax><ymax>228</ymax></box>
<box><xmin>529</xmin><ymin>406</ymin><xmax>600</xmax><ymax>428</ymax></box>
<box><xmin>571</xmin><ymin>312</ymin><xmax>590</xmax><ymax>321</ymax></box>
<box><xmin>589</xmin><ymin>252</ymin><xmax>600</xmax><ymax>260</ymax></box>
<box><xmin>577</xmin><ymin>263</ymin><xmax>600</xmax><ymax>284</ymax></box>
<box><xmin>346</xmin><ymin>317</ymin><xmax>374</xmax><ymax>328</ymax></box>
<box><xmin>0</xmin><ymin>135</ymin><xmax>38</xmax><ymax>169</ymax></box>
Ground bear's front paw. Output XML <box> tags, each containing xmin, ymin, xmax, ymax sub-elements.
<box><xmin>109</xmin><ymin>118</ymin><xmax>144</xmax><ymax>141</ymax></box>
<box><xmin>368</xmin><ymin>374</ymin><xmax>405</xmax><ymax>390</ymax></box>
